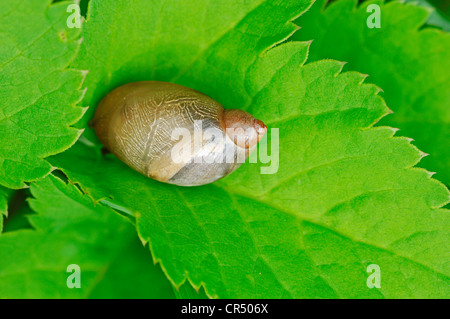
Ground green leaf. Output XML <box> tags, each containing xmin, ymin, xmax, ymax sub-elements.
<box><xmin>0</xmin><ymin>0</ymin><xmax>86</xmax><ymax>189</ymax></box>
<box><xmin>1</xmin><ymin>189</ymin><xmax>33</xmax><ymax>233</ymax></box>
<box><xmin>292</xmin><ymin>0</ymin><xmax>450</xmax><ymax>186</ymax></box>
<box><xmin>0</xmin><ymin>186</ymin><xmax>14</xmax><ymax>233</ymax></box>
<box><xmin>404</xmin><ymin>0</ymin><xmax>450</xmax><ymax>31</ymax></box>
<box><xmin>49</xmin><ymin>0</ymin><xmax>450</xmax><ymax>298</ymax></box>
<box><xmin>0</xmin><ymin>174</ymin><xmax>174</xmax><ymax>298</ymax></box>
<box><xmin>173</xmin><ymin>282</ymin><xmax>209</xmax><ymax>299</ymax></box>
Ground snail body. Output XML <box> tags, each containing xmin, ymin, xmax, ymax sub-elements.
<box><xmin>92</xmin><ymin>81</ymin><xmax>267</xmax><ymax>186</ymax></box>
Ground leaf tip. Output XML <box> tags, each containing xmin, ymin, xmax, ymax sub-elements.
<box><xmin>80</xmin><ymin>69</ymin><xmax>89</xmax><ymax>78</ymax></box>
<box><xmin>426</xmin><ymin>171</ymin><xmax>436</xmax><ymax>178</ymax></box>
<box><xmin>386</xmin><ymin>126</ymin><xmax>400</xmax><ymax>137</ymax></box>
<box><xmin>386</xmin><ymin>107</ymin><xmax>394</xmax><ymax>114</ymax></box>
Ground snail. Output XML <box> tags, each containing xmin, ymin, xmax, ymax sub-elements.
<box><xmin>91</xmin><ymin>81</ymin><xmax>267</xmax><ymax>186</ymax></box>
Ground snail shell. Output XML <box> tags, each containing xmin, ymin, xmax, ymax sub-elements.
<box><xmin>92</xmin><ymin>81</ymin><xmax>267</xmax><ymax>186</ymax></box>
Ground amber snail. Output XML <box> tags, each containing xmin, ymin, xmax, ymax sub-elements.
<box><xmin>91</xmin><ymin>81</ymin><xmax>267</xmax><ymax>186</ymax></box>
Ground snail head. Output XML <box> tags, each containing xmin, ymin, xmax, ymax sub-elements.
<box><xmin>224</xmin><ymin>109</ymin><xmax>267</xmax><ymax>149</ymax></box>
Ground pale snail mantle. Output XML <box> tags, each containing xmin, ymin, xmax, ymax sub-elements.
<box><xmin>91</xmin><ymin>81</ymin><xmax>267</xmax><ymax>186</ymax></box>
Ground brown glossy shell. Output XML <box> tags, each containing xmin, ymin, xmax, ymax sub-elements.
<box><xmin>92</xmin><ymin>81</ymin><xmax>253</xmax><ymax>186</ymax></box>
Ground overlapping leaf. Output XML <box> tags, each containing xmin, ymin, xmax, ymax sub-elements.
<box><xmin>0</xmin><ymin>186</ymin><xmax>14</xmax><ymax>232</ymax></box>
<box><xmin>0</xmin><ymin>174</ymin><xmax>174</xmax><ymax>298</ymax></box>
<box><xmin>293</xmin><ymin>0</ymin><xmax>450</xmax><ymax>186</ymax></box>
<box><xmin>49</xmin><ymin>0</ymin><xmax>450</xmax><ymax>298</ymax></box>
<box><xmin>404</xmin><ymin>0</ymin><xmax>450</xmax><ymax>30</ymax></box>
<box><xmin>0</xmin><ymin>0</ymin><xmax>85</xmax><ymax>189</ymax></box>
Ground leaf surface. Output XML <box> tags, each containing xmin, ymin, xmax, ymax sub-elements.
<box><xmin>293</xmin><ymin>0</ymin><xmax>450</xmax><ymax>186</ymax></box>
<box><xmin>0</xmin><ymin>174</ymin><xmax>174</xmax><ymax>298</ymax></box>
<box><xmin>49</xmin><ymin>0</ymin><xmax>450</xmax><ymax>298</ymax></box>
<box><xmin>0</xmin><ymin>0</ymin><xmax>85</xmax><ymax>188</ymax></box>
